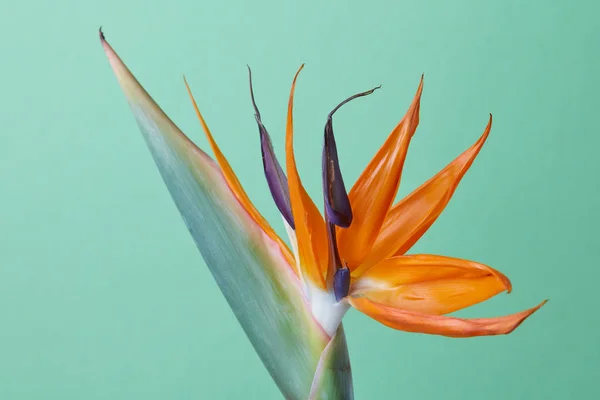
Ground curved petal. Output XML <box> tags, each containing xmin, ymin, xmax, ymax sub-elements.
<box><xmin>247</xmin><ymin>67</ymin><xmax>295</xmax><ymax>229</ymax></box>
<box><xmin>183</xmin><ymin>78</ymin><xmax>296</xmax><ymax>271</ymax></box>
<box><xmin>337</xmin><ymin>77</ymin><xmax>423</xmax><ymax>269</ymax></box>
<box><xmin>351</xmin><ymin>254</ymin><xmax>511</xmax><ymax>315</ymax></box>
<box><xmin>322</xmin><ymin>86</ymin><xmax>380</xmax><ymax>228</ymax></box>
<box><xmin>358</xmin><ymin>116</ymin><xmax>492</xmax><ymax>272</ymax></box>
<box><xmin>349</xmin><ymin>297</ymin><xmax>547</xmax><ymax>338</ymax></box>
<box><xmin>101</xmin><ymin>33</ymin><xmax>351</xmax><ymax>399</ymax></box>
<box><xmin>285</xmin><ymin>65</ymin><xmax>329</xmax><ymax>289</ymax></box>
<box><xmin>322</xmin><ymin>112</ymin><xmax>353</xmax><ymax>228</ymax></box>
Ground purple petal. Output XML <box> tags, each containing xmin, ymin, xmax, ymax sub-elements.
<box><xmin>333</xmin><ymin>266</ymin><xmax>351</xmax><ymax>301</ymax></box>
<box><xmin>248</xmin><ymin>67</ymin><xmax>295</xmax><ymax>229</ymax></box>
<box><xmin>322</xmin><ymin>120</ymin><xmax>352</xmax><ymax>227</ymax></box>
<box><xmin>322</xmin><ymin>86</ymin><xmax>381</xmax><ymax>228</ymax></box>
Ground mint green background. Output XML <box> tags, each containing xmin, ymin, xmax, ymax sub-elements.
<box><xmin>1</xmin><ymin>0</ymin><xmax>598</xmax><ymax>398</ymax></box>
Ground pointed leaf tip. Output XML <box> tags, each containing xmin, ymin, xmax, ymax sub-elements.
<box><xmin>247</xmin><ymin>67</ymin><xmax>295</xmax><ymax>229</ymax></box>
<box><xmin>323</xmin><ymin>86</ymin><xmax>381</xmax><ymax>228</ymax></box>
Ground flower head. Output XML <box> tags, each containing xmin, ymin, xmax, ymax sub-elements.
<box><xmin>187</xmin><ymin>64</ymin><xmax>546</xmax><ymax>337</ymax></box>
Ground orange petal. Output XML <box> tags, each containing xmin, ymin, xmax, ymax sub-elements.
<box><xmin>285</xmin><ymin>66</ymin><xmax>329</xmax><ymax>289</ymax></box>
<box><xmin>183</xmin><ymin>78</ymin><xmax>296</xmax><ymax>272</ymax></box>
<box><xmin>349</xmin><ymin>297</ymin><xmax>547</xmax><ymax>338</ymax></box>
<box><xmin>358</xmin><ymin>115</ymin><xmax>492</xmax><ymax>273</ymax></box>
<box><xmin>337</xmin><ymin>77</ymin><xmax>423</xmax><ymax>269</ymax></box>
<box><xmin>351</xmin><ymin>254</ymin><xmax>511</xmax><ymax>315</ymax></box>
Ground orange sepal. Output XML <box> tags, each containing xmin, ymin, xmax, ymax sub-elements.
<box><xmin>337</xmin><ymin>77</ymin><xmax>423</xmax><ymax>269</ymax></box>
<box><xmin>349</xmin><ymin>297</ymin><xmax>547</xmax><ymax>338</ymax></box>
<box><xmin>358</xmin><ymin>116</ymin><xmax>492</xmax><ymax>273</ymax></box>
<box><xmin>183</xmin><ymin>78</ymin><xmax>296</xmax><ymax>271</ymax></box>
<box><xmin>351</xmin><ymin>254</ymin><xmax>511</xmax><ymax>315</ymax></box>
<box><xmin>284</xmin><ymin>66</ymin><xmax>329</xmax><ymax>289</ymax></box>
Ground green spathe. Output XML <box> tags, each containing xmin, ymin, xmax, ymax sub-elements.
<box><xmin>100</xmin><ymin>31</ymin><xmax>353</xmax><ymax>400</ymax></box>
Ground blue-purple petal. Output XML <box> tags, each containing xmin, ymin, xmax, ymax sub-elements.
<box><xmin>322</xmin><ymin>119</ymin><xmax>353</xmax><ymax>227</ymax></box>
<box><xmin>333</xmin><ymin>267</ymin><xmax>351</xmax><ymax>301</ymax></box>
<box><xmin>322</xmin><ymin>86</ymin><xmax>381</xmax><ymax>228</ymax></box>
<box><xmin>248</xmin><ymin>67</ymin><xmax>295</xmax><ymax>229</ymax></box>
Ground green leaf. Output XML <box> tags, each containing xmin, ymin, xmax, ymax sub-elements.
<box><xmin>100</xmin><ymin>32</ymin><xmax>353</xmax><ymax>399</ymax></box>
<box><xmin>309</xmin><ymin>326</ymin><xmax>354</xmax><ymax>400</ymax></box>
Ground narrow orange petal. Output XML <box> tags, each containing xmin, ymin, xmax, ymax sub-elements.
<box><xmin>285</xmin><ymin>66</ymin><xmax>329</xmax><ymax>289</ymax></box>
<box><xmin>351</xmin><ymin>254</ymin><xmax>511</xmax><ymax>315</ymax></box>
<box><xmin>183</xmin><ymin>78</ymin><xmax>296</xmax><ymax>272</ymax></box>
<box><xmin>358</xmin><ymin>116</ymin><xmax>492</xmax><ymax>272</ymax></box>
<box><xmin>337</xmin><ymin>77</ymin><xmax>423</xmax><ymax>269</ymax></box>
<box><xmin>349</xmin><ymin>297</ymin><xmax>547</xmax><ymax>338</ymax></box>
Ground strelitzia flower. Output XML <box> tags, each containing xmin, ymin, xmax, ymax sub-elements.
<box><xmin>101</xmin><ymin>30</ymin><xmax>545</xmax><ymax>400</ymax></box>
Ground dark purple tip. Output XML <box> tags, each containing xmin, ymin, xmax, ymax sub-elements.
<box><xmin>322</xmin><ymin>120</ymin><xmax>352</xmax><ymax>227</ymax></box>
<box><xmin>248</xmin><ymin>66</ymin><xmax>295</xmax><ymax>229</ymax></box>
<box><xmin>322</xmin><ymin>85</ymin><xmax>381</xmax><ymax>228</ymax></box>
<box><xmin>333</xmin><ymin>266</ymin><xmax>351</xmax><ymax>301</ymax></box>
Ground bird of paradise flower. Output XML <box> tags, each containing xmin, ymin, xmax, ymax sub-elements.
<box><xmin>100</xmin><ymin>29</ymin><xmax>545</xmax><ymax>400</ymax></box>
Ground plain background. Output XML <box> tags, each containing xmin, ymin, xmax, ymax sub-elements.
<box><xmin>1</xmin><ymin>0</ymin><xmax>598</xmax><ymax>398</ymax></box>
